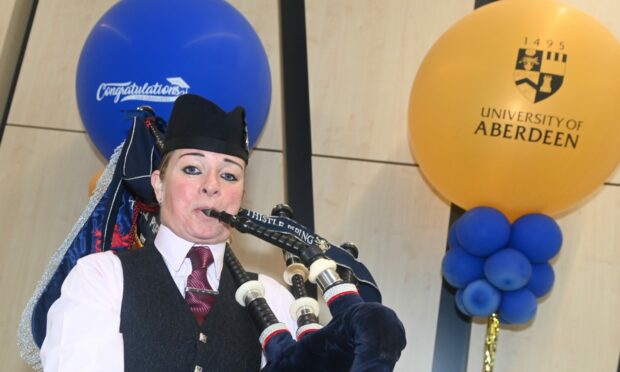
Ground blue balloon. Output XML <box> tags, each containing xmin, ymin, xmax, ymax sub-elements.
<box><xmin>442</xmin><ymin>246</ymin><xmax>485</xmax><ymax>288</ymax></box>
<box><xmin>456</xmin><ymin>207</ymin><xmax>511</xmax><ymax>257</ymax></box>
<box><xmin>510</xmin><ymin>214</ymin><xmax>562</xmax><ymax>263</ymax></box>
<box><xmin>484</xmin><ymin>248</ymin><xmax>532</xmax><ymax>291</ymax></box>
<box><xmin>461</xmin><ymin>279</ymin><xmax>501</xmax><ymax>317</ymax></box>
<box><xmin>77</xmin><ymin>0</ymin><xmax>271</xmax><ymax>158</ymax></box>
<box><xmin>499</xmin><ymin>289</ymin><xmax>537</xmax><ymax>324</ymax></box>
<box><xmin>455</xmin><ymin>289</ymin><xmax>471</xmax><ymax>317</ymax></box>
<box><xmin>526</xmin><ymin>263</ymin><xmax>555</xmax><ymax>298</ymax></box>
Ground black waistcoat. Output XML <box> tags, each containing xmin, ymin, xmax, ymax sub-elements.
<box><xmin>117</xmin><ymin>243</ymin><xmax>261</xmax><ymax>372</ymax></box>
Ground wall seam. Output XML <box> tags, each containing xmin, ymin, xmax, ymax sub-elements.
<box><xmin>0</xmin><ymin>0</ymin><xmax>38</xmax><ymax>146</ymax></box>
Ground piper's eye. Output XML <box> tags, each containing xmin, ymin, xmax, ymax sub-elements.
<box><xmin>221</xmin><ymin>173</ymin><xmax>238</xmax><ymax>182</ymax></box>
<box><xmin>182</xmin><ymin>166</ymin><xmax>201</xmax><ymax>175</ymax></box>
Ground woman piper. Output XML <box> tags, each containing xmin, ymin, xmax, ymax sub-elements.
<box><xmin>41</xmin><ymin>94</ymin><xmax>297</xmax><ymax>371</ymax></box>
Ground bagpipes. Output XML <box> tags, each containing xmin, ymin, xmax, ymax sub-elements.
<box><xmin>210</xmin><ymin>206</ymin><xmax>407</xmax><ymax>371</ymax></box>
<box><xmin>17</xmin><ymin>106</ymin><xmax>405</xmax><ymax>371</ymax></box>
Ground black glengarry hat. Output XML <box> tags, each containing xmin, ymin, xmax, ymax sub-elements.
<box><xmin>163</xmin><ymin>94</ymin><xmax>249</xmax><ymax>163</ymax></box>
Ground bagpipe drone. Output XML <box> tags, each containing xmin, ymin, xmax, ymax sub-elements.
<box><xmin>18</xmin><ymin>107</ymin><xmax>406</xmax><ymax>371</ymax></box>
<box><xmin>209</xmin><ymin>206</ymin><xmax>407</xmax><ymax>371</ymax></box>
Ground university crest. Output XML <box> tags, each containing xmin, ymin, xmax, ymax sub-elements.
<box><xmin>514</xmin><ymin>48</ymin><xmax>567</xmax><ymax>103</ymax></box>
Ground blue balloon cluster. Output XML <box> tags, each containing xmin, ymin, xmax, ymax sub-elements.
<box><xmin>442</xmin><ymin>207</ymin><xmax>562</xmax><ymax>324</ymax></box>
<box><xmin>77</xmin><ymin>0</ymin><xmax>272</xmax><ymax>158</ymax></box>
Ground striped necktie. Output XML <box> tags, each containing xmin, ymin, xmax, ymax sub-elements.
<box><xmin>185</xmin><ymin>246</ymin><xmax>217</xmax><ymax>325</ymax></box>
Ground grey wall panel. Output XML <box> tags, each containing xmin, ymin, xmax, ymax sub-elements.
<box><xmin>305</xmin><ymin>0</ymin><xmax>475</xmax><ymax>163</ymax></box>
<box><xmin>312</xmin><ymin>156</ymin><xmax>450</xmax><ymax>371</ymax></box>
<box><xmin>0</xmin><ymin>126</ymin><xmax>104</xmax><ymax>371</ymax></box>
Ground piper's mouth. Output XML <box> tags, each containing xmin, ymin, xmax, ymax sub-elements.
<box><xmin>202</xmin><ymin>209</ymin><xmax>216</xmax><ymax>217</ymax></box>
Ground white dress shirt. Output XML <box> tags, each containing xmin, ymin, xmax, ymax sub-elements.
<box><xmin>41</xmin><ymin>225</ymin><xmax>297</xmax><ymax>371</ymax></box>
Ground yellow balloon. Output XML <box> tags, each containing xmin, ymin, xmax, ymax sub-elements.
<box><xmin>408</xmin><ymin>0</ymin><xmax>620</xmax><ymax>221</ymax></box>
<box><xmin>88</xmin><ymin>167</ymin><xmax>105</xmax><ymax>196</ymax></box>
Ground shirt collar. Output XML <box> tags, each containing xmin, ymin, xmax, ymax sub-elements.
<box><xmin>154</xmin><ymin>225</ymin><xmax>226</xmax><ymax>279</ymax></box>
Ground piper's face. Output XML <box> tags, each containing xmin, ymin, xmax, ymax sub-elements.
<box><xmin>151</xmin><ymin>149</ymin><xmax>245</xmax><ymax>244</ymax></box>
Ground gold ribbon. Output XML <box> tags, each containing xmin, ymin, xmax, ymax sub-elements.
<box><xmin>482</xmin><ymin>313</ymin><xmax>500</xmax><ymax>372</ymax></box>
